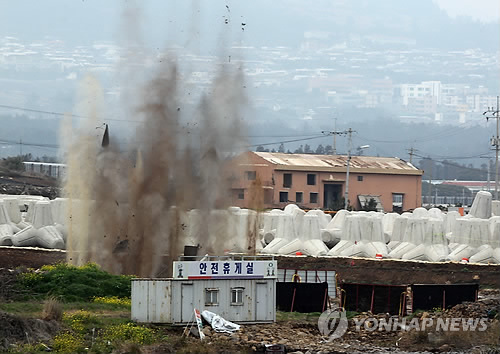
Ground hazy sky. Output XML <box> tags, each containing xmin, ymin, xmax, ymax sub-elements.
<box><xmin>435</xmin><ymin>0</ymin><xmax>499</xmax><ymax>22</ymax></box>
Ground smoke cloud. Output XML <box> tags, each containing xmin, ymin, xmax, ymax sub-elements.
<box><xmin>61</xmin><ymin>7</ymin><xmax>248</xmax><ymax>276</ymax></box>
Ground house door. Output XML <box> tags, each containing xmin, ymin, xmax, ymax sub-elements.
<box><xmin>181</xmin><ymin>283</ymin><xmax>194</xmax><ymax>323</ymax></box>
<box><xmin>324</xmin><ymin>184</ymin><xmax>342</xmax><ymax>209</ymax></box>
<box><xmin>255</xmin><ymin>282</ymin><xmax>268</xmax><ymax>321</ymax></box>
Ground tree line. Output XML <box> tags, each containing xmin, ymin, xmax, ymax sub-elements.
<box><xmin>256</xmin><ymin>143</ymin><xmax>347</xmax><ymax>155</ymax></box>
<box><xmin>418</xmin><ymin>157</ymin><xmax>490</xmax><ymax>181</ymax></box>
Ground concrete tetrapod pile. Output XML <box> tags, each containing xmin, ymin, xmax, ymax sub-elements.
<box><xmin>0</xmin><ymin>195</ymin><xmax>66</xmax><ymax>249</ymax></box>
<box><xmin>2</xmin><ymin>190</ymin><xmax>500</xmax><ymax>265</ymax></box>
<box><xmin>256</xmin><ymin>191</ymin><xmax>500</xmax><ymax>264</ymax></box>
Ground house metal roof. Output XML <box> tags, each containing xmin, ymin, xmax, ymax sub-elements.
<box><xmin>253</xmin><ymin>152</ymin><xmax>423</xmax><ymax>176</ymax></box>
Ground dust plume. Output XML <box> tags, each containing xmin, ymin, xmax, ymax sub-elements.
<box><xmin>62</xmin><ymin>51</ymin><xmax>249</xmax><ymax>277</ymax></box>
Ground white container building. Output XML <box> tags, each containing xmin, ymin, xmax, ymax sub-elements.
<box><xmin>131</xmin><ymin>256</ymin><xmax>277</xmax><ymax>324</ymax></box>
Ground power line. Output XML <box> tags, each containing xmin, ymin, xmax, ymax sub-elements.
<box><xmin>0</xmin><ymin>138</ymin><xmax>59</xmax><ymax>150</ymax></box>
<box><xmin>246</xmin><ymin>133</ymin><xmax>323</xmax><ymax>138</ymax></box>
<box><xmin>0</xmin><ymin>103</ymin><xmax>143</xmax><ymax>123</ymax></box>
<box><xmin>414</xmin><ymin>150</ymin><xmax>492</xmax><ymax>160</ymax></box>
<box><xmin>247</xmin><ymin>135</ymin><xmax>328</xmax><ymax>148</ymax></box>
<box><xmin>414</xmin><ymin>153</ymin><xmax>490</xmax><ymax>174</ymax></box>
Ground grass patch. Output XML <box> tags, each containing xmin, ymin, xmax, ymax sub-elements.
<box><xmin>64</xmin><ymin>301</ymin><xmax>130</xmax><ymax>312</ymax></box>
<box><xmin>17</xmin><ymin>263</ymin><xmax>133</xmax><ymax>302</ymax></box>
<box><xmin>0</xmin><ymin>301</ymin><xmax>43</xmax><ymax>316</ymax></box>
<box><xmin>0</xmin><ymin>300</ymin><xmax>131</xmax><ymax>317</ymax></box>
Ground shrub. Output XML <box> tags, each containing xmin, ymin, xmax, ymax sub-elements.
<box><xmin>92</xmin><ymin>296</ymin><xmax>131</xmax><ymax>307</ymax></box>
<box><xmin>102</xmin><ymin>323</ymin><xmax>157</xmax><ymax>345</ymax></box>
<box><xmin>18</xmin><ymin>263</ymin><xmax>133</xmax><ymax>302</ymax></box>
<box><xmin>42</xmin><ymin>296</ymin><xmax>63</xmax><ymax>321</ymax></box>
<box><xmin>91</xmin><ymin>323</ymin><xmax>159</xmax><ymax>353</ymax></box>
<box><xmin>52</xmin><ymin>331</ymin><xmax>85</xmax><ymax>354</ymax></box>
<box><xmin>62</xmin><ymin>310</ymin><xmax>98</xmax><ymax>333</ymax></box>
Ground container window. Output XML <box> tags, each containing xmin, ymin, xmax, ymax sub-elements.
<box><xmin>357</xmin><ymin>175</ymin><xmax>364</xmax><ymax>182</ymax></box>
<box><xmin>279</xmin><ymin>191</ymin><xmax>288</xmax><ymax>203</ymax></box>
<box><xmin>310</xmin><ymin>192</ymin><xmax>318</xmax><ymax>204</ymax></box>
<box><xmin>205</xmin><ymin>288</ymin><xmax>219</xmax><ymax>306</ymax></box>
<box><xmin>231</xmin><ymin>287</ymin><xmax>244</xmax><ymax>305</ymax></box>
<box><xmin>307</xmin><ymin>174</ymin><xmax>316</xmax><ymax>185</ymax></box>
<box><xmin>296</xmin><ymin>192</ymin><xmax>303</xmax><ymax>203</ymax></box>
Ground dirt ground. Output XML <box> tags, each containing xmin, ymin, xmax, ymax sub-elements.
<box><xmin>0</xmin><ymin>247</ymin><xmax>65</xmax><ymax>270</ymax></box>
<box><xmin>0</xmin><ymin>257</ymin><xmax>498</xmax><ymax>353</ymax></box>
<box><xmin>0</xmin><ymin>170</ymin><xmax>60</xmax><ymax>199</ymax></box>
<box><xmin>0</xmin><ymin>311</ymin><xmax>60</xmax><ymax>351</ymax></box>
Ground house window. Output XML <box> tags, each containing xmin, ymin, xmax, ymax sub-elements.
<box><xmin>279</xmin><ymin>191</ymin><xmax>288</xmax><ymax>203</ymax></box>
<box><xmin>393</xmin><ymin>193</ymin><xmax>404</xmax><ymax>204</ymax></box>
<box><xmin>236</xmin><ymin>189</ymin><xmax>244</xmax><ymax>200</ymax></box>
<box><xmin>310</xmin><ymin>192</ymin><xmax>318</xmax><ymax>204</ymax></box>
<box><xmin>307</xmin><ymin>174</ymin><xmax>316</xmax><ymax>185</ymax></box>
<box><xmin>205</xmin><ymin>288</ymin><xmax>219</xmax><ymax>306</ymax></box>
<box><xmin>283</xmin><ymin>173</ymin><xmax>292</xmax><ymax>188</ymax></box>
<box><xmin>357</xmin><ymin>175</ymin><xmax>364</xmax><ymax>182</ymax></box>
<box><xmin>245</xmin><ymin>171</ymin><xmax>256</xmax><ymax>180</ymax></box>
<box><xmin>296</xmin><ymin>192</ymin><xmax>303</xmax><ymax>203</ymax></box>
<box><xmin>231</xmin><ymin>287</ymin><xmax>244</xmax><ymax>305</ymax></box>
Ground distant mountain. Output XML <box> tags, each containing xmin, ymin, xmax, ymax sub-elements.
<box><xmin>0</xmin><ymin>0</ymin><xmax>496</xmax><ymax>51</ymax></box>
<box><xmin>231</xmin><ymin>0</ymin><xmax>498</xmax><ymax>51</ymax></box>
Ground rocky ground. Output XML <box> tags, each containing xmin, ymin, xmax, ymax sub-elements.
<box><xmin>0</xmin><ymin>181</ymin><xmax>60</xmax><ymax>199</ymax></box>
<box><xmin>0</xmin><ymin>262</ymin><xmax>498</xmax><ymax>353</ymax></box>
<box><xmin>0</xmin><ymin>169</ymin><xmax>60</xmax><ymax>199</ymax></box>
<box><xmin>190</xmin><ymin>289</ymin><xmax>500</xmax><ymax>354</ymax></box>
<box><xmin>0</xmin><ymin>311</ymin><xmax>60</xmax><ymax>351</ymax></box>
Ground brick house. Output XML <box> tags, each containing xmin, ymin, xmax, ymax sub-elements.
<box><xmin>228</xmin><ymin>152</ymin><xmax>423</xmax><ymax>212</ymax></box>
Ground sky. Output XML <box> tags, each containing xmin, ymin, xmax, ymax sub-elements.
<box><xmin>434</xmin><ymin>0</ymin><xmax>499</xmax><ymax>22</ymax></box>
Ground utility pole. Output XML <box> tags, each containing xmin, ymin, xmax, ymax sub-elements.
<box><xmin>322</xmin><ymin>127</ymin><xmax>345</xmax><ymax>155</ymax></box>
<box><xmin>321</xmin><ymin>128</ymin><xmax>356</xmax><ymax>209</ymax></box>
<box><xmin>480</xmin><ymin>156</ymin><xmax>492</xmax><ymax>192</ymax></box>
<box><xmin>427</xmin><ymin>160</ymin><xmax>433</xmax><ymax>207</ymax></box>
<box><xmin>408</xmin><ymin>147</ymin><xmax>417</xmax><ymax>164</ymax></box>
<box><xmin>487</xmin><ymin>162</ymin><xmax>491</xmax><ymax>192</ymax></box>
<box><xmin>19</xmin><ymin>138</ymin><xmax>22</xmax><ymax>156</ymax></box>
<box><xmin>332</xmin><ymin>117</ymin><xmax>338</xmax><ymax>155</ymax></box>
<box><xmin>483</xmin><ymin>96</ymin><xmax>500</xmax><ymax>200</ymax></box>
<box><xmin>344</xmin><ymin>128</ymin><xmax>355</xmax><ymax>210</ymax></box>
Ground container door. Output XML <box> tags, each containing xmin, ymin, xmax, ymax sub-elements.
<box><xmin>131</xmin><ymin>280</ymin><xmax>148</xmax><ymax>322</ymax></box>
<box><xmin>255</xmin><ymin>281</ymin><xmax>268</xmax><ymax>321</ymax></box>
<box><xmin>181</xmin><ymin>283</ymin><xmax>194</xmax><ymax>323</ymax></box>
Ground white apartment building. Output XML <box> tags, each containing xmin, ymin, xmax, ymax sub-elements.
<box><xmin>399</xmin><ymin>81</ymin><xmax>442</xmax><ymax>106</ymax></box>
<box><xmin>466</xmin><ymin>95</ymin><xmax>498</xmax><ymax>113</ymax></box>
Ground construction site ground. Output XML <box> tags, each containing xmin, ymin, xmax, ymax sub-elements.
<box><xmin>0</xmin><ymin>247</ymin><xmax>499</xmax><ymax>353</ymax></box>
<box><xmin>1</xmin><ymin>247</ymin><xmax>499</xmax><ymax>288</ymax></box>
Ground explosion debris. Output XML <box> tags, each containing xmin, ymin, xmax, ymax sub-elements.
<box><xmin>63</xmin><ymin>57</ymin><xmax>247</xmax><ymax>277</ymax></box>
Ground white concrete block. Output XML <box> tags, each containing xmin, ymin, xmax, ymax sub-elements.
<box><xmin>469</xmin><ymin>191</ymin><xmax>492</xmax><ymax>219</ymax></box>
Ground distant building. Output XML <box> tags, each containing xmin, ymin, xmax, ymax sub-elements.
<box><xmin>399</xmin><ymin>81</ymin><xmax>442</xmax><ymax>107</ymax></box>
<box><xmin>23</xmin><ymin>162</ymin><xmax>66</xmax><ymax>179</ymax></box>
<box><xmin>439</xmin><ymin>180</ymin><xmax>491</xmax><ymax>194</ymax></box>
<box><xmin>229</xmin><ymin>152</ymin><xmax>423</xmax><ymax>212</ymax></box>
